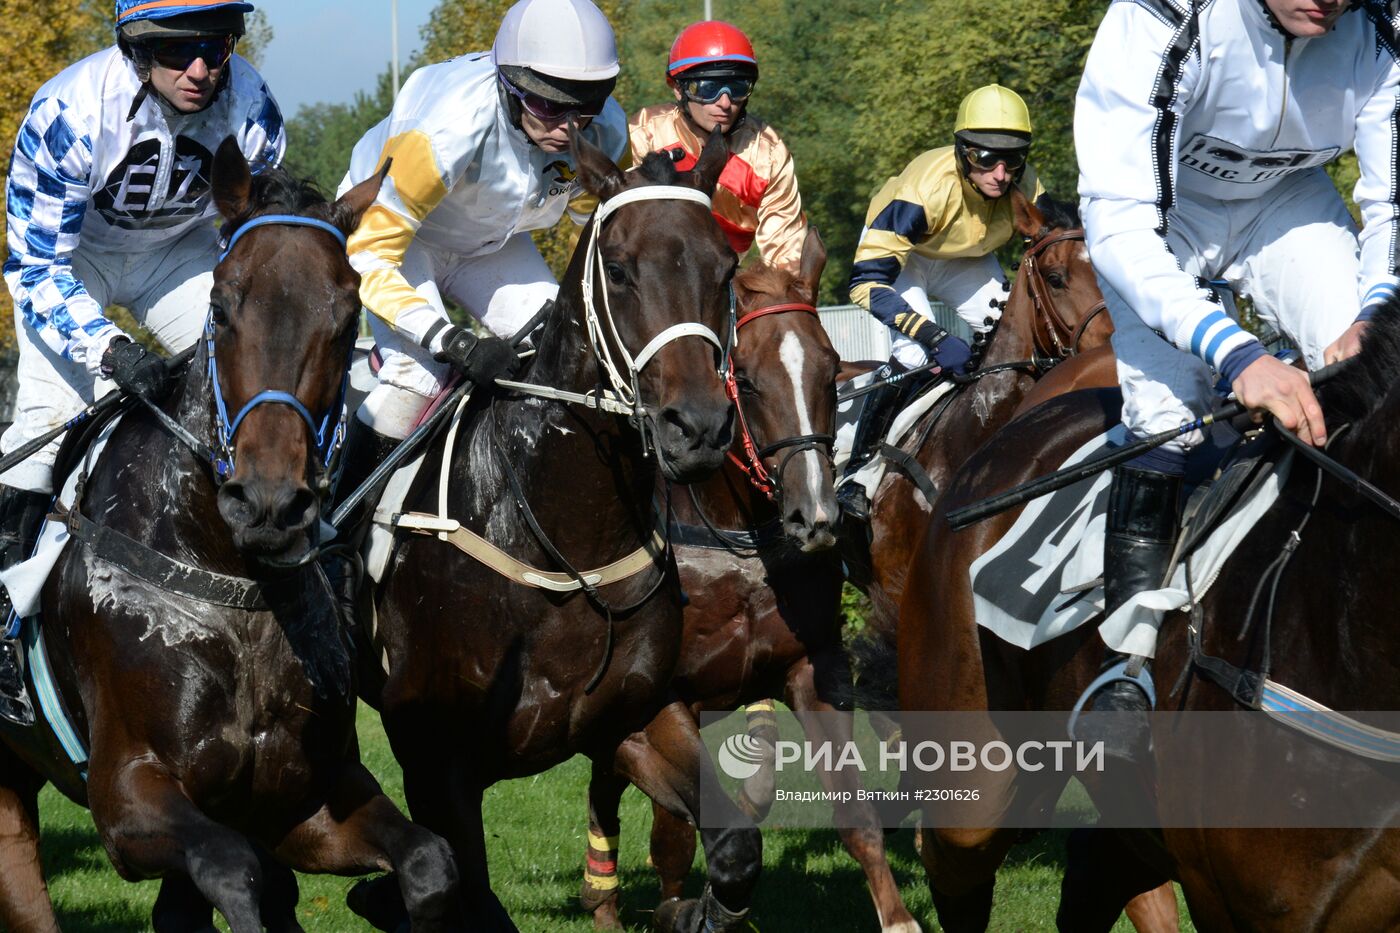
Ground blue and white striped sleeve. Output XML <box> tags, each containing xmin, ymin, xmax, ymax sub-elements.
<box><xmin>238</xmin><ymin>79</ymin><xmax>286</xmax><ymax>173</ymax></box>
<box><xmin>2</xmin><ymin>97</ymin><xmax>119</xmax><ymax>374</ymax></box>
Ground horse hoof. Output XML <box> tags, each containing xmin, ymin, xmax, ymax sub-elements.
<box><xmin>652</xmin><ymin>896</ymin><xmax>701</xmax><ymax>932</ymax></box>
<box><xmin>347</xmin><ymin>874</ymin><xmax>407</xmax><ymax>932</ymax></box>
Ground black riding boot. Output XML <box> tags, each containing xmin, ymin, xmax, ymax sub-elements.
<box><xmin>836</xmin><ymin>366</ymin><xmax>906</xmax><ymax>523</ymax></box>
<box><xmin>323</xmin><ymin>417</ymin><xmax>400</xmax><ymax>628</ymax></box>
<box><xmin>1071</xmin><ymin>465</ymin><xmax>1182</xmax><ymax>765</ymax></box>
<box><xmin>0</xmin><ymin>485</ymin><xmax>52</xmax><ymax>727</ymax></box>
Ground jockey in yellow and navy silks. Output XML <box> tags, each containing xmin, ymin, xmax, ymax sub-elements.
<box><xmin>838</xmin><ymin>85</ymin><xmax>1041</xmax><ymax>521</ymax></box>
<box><xmin>849</xmin><ymin>84</ymin><xmax>1042</xmax><ymax>373</ymax></box>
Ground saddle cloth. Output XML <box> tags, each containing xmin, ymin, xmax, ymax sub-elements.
<box><xmin>969</xmin><ymin>425</ymin><xmax>1294</xmax><ymax>658</ymax></box>
<box><xmin>834</xmin><ymin>373</ymin><xmax>955</xmax><ymax>503</ymax></box>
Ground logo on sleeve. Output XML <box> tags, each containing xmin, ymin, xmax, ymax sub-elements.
<box><xmin>94</xmin><ymin>136</ymin><xmax>215</xmax><ymax>230</ymax></box>
<box><xmin>1179</xmin><ymin>134</ymin><xmax>1338</xmax><ymax>185</ymax></box>
<box><xmin>544</xmin><ymin>160</ymin><xmax>580</xmax><ymax>200</ymax></box>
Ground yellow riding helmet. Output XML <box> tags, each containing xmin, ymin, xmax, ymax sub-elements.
<box><xmin>954</xmin><ymin>84</ymin><xmax>1032</xmax><ymax>150</ymax></box>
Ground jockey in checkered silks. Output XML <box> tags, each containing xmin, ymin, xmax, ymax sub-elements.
<box><xmin>0</xmin><ymin>0</ymin><xmax>285</xmax><ymax>725</ymax></box>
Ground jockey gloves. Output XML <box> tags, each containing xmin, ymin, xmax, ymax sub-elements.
<box><xmin>101</xmin><ymin>338</ymin><xmax>173</xmax><ymax>401</ymax></box>
<box><xmin>432</xmin><ymin>326</ymin><xmax>519</xmax><ymax>386</ymax></box>
<box><xmin>894</xmin><ymin>312</ymin><xmax>973</xmax><ymax>374</ymax></box>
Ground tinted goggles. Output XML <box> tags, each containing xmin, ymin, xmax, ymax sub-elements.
<box><xmin>680</xmin><ymin>76</ymin><xmax>754</xmax><ymax>105</ymax></box>
<box><xmin>500</xmin><ymin>76</ymin><xmax>604</xmax><ymax>123</ymax></box>
<box><xmin>963</xmin><ymin>145</ymin><xmax>1027</xmax><ymax>172</ymax></box>
<box><xmin>147</xmin><ymin>36</ymin><xmax>236</xmax><ymax>72</ymax></box>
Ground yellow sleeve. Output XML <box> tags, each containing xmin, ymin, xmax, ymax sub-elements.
<box><xmin>848</xmin><ymin>162</ymin><xmax>951</xmax><ymax>327</ymax></box>
<box><xmin>345</xmin><ymin>129</ymin><xmax>449</xmax><ymax>344</ymax></box>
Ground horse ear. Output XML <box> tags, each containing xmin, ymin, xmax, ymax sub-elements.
<box><xmin>691</xmin><ymin>129</ymin><xmax>729</xmax><ymax>196</ymax></box>
<box><xmin>796</xmin><ymin>225</ymin><xmax>826</xmax><ymax>303</ymax></box>
<box><xmin>331</xmin><ymin>158</ymin><xmax>390</xmax><ymax>236</ymax></box>
<box><xmin>212</xmin><ymin>136</ymin><xmax>253</xmax><ymax>221</ymax></box>
<box><xmin>571</xmin><ymin>122</ymin><xmax>627</xmax><ymax>202</ymax></box>
<box><xmin>1011</xmin><ymin>187</ymin><xmax>1045</xmax><ymax>239</ymax></box>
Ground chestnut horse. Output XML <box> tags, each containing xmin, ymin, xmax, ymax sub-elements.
<box><xmin>841</xmin><ymin>192</ymin><xmax>1115</xmax><ymax>644</ymax></box>
<box><xmin>351</xmin><ymin>133</ymin><xmax>765</xmax><ymax>932</ymax></box>
<box><xmin>898</xmin><ymin>304</ymin><xmax>1400</xmax><ymax>931</ymax></box>
<box><xmin>578</xmin><ymin>228</ymin><xmax>921</xmax><ymax>932</ymax></box>
<box><xmin>0</xmin><ymin>140</ymin><xmax>459</xmax><ymax>932</ymax></box>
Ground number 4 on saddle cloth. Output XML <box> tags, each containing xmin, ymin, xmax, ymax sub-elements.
<box><xmin>969</xmin><ymin>421</ymin><xmax>1289</xmax><ymax>658</ymax></box>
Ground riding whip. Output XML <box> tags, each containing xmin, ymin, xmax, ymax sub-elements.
<box><xmin>327</xmin><ymin>311</ymin><xmax>544</xmax><ymax>530</ymax></box>
<box><xmin>0</xmin><ymin>344</ymin><xmax>197</xmax><ymax>478</ymax></box>
<box><xmin>946</xmin><ymin>358</ymin><xmax>1350</xmax><ymax>531</ymax></box>
<box><xmin>836</xmin><ymin>360</ymin><xmax>946</xmax><ymax>403</ymax></box>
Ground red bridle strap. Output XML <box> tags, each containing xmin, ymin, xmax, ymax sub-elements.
<box><xmin>735</xmin><ymin>302</ymin><xmax>818</xmax><ymax>330</ymax></box>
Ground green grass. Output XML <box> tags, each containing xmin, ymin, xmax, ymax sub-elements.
<box><xmin>36</xmin><ymin>703</ymin><xmax>1193</xmax><ymax>931</ymax></box>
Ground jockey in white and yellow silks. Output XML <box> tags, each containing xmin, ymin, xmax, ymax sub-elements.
<box><xmin>838</xmin><ymin>84</ymin><xmax>1042</xmax><ymax>521</ymax></box>
<box><xmin>339</xmin><ymin>0</ymin><xmax>628</xmax><ymax>444</ymax></box>
<box><xmin>629</xmin><ymin>21</ymin><xmax>807</xmax><ymax>269</ymax></box>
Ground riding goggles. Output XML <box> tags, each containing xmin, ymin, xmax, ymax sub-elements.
<box><xmin>500</xmin><ymin>76</ymin><xmax>604</xmax><ymax>123</ymax></box>
<box><xmin>962</xmin><ymin>145</ymin><xmax>1027</xmax><ymax>172</ymax></box>
<box><xmin>679</xmin><ymin>76</ymin><xmax>755</xmax><ymax>105</ymax></box>
<box><xmin>147</xmin><ymin>35</ymin><xmax>237</xmax><ymax>72</ymax></box>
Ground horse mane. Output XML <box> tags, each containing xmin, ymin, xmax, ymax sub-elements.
<box><xmin>1034</xmin><ymin>193</ymin><xmax>1081</xmax><ymax>230</ymax></box>
<box><xmin>222</xmin><ymin>166</ymin><xmax>332</xmax><ymax>235</ymax></box>
<box><xmin>1319</xmin><ymin>301</ymin><xmax>1400</xmax><ymax>425</ymax></box>
<box><xmin>636</xmin><ymin>151</ymin><xmax>682</xmax><ymax>185</ymax></box>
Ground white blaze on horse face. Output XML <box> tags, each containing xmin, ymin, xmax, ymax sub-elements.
<box><xmin>779</xmin><ymin>331</ymin><xmax>830</xmax><ymax>523</ymax></box>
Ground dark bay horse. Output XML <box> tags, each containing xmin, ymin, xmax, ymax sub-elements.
<box><xmin>898</xmin><ymin>304</ymin><xmax>1400</xmax><ymax>931</ymax></box>
<box><xmin>842</xmin><ymin>192</ymin><xmax>1115</xmax><ymax>645</ymax></box>
<box><xmin>578</xmin><ymin>230</ymin><xmax>920</xmax><ymax>932</ymax></box>
<box><xmin>0</xmin><ymin>139</ymin><xmax>458</xmax><ymax>932</ymax></box>
<box><xmin>354</xmin><ymin>132</ymin><xmax>763</xmax><ymax>932</ymax></box>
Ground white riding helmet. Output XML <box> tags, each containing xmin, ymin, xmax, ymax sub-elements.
<box><xmin>493</xmin><ymin>0</ymin><xmax>620</xmax><ymax>107</ymax></box>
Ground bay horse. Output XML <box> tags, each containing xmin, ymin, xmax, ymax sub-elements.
<box><xmin>578</xmin><ymin>228</ymin><xmax>920</xmax><ymax>932</ymax></box>
<box><xmin>0</xmin><ymin>139</ymin><xmax>459</xmax><ymax>932</ymax></box>
<box><xmin>841</xmin><ymin>192</ymin><xmax>1115</xmax><ymax>646</ymax></box>
<box><xmin>898</xmin><ymin>304</ymin><xmax>1400</xmax><ymax>931</ymax></box>
<box><xmin>351</xmin><ymin>132</ymin><xmax>763</xmax><ymax>932</ymax></box>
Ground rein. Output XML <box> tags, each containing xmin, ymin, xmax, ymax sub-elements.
<box><xmin>724</xmin><ymin>301</ymin><xmax>835</xmax><ymax>502</ymax></box>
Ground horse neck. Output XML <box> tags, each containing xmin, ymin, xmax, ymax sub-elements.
<box><xmin>464</xmin><ymin>287</ymin><xmax>660</xmax><ymax>557</ymax></box>
<box><xmin>674</xmin><ymin>447</ymin><xmax>775</xmax><ymax>532</ymax></box>
<box><xmin>87</xmin><ymin>343</ymin><xmax>248</xmax><ymax>573</ymax></box>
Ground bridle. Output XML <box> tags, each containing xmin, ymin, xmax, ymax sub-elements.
<box><xmin>724</xmin><ymin>301</ymin><xmax>835</xmax><ymax>502</ymax></box>
<box><xmin>207</xmin><ymin>213</ymin><xmax>354</xmax><ymax>484</ymax></box>
<box><xmin>1019</xmin><ymin>227</ymin><xmax>1109</xmax><ymax>361</ymax></box>
<box><xmin>496</xmin><ymin>185</ymin><xmax>736</xmax><ymax>455</ymax></box>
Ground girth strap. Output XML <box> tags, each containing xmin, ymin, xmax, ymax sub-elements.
<box><xmin>386</xmin><ymin>511</ymin><xmax>666</xmax><ymax>594</ymax></box>
<box><xmin>878</xmin><ymin>442</ymin><xmax>939</xmax><ymax>503</ymax></box>
<box><xmin>57</xmin><ymin>506</ymin><xmax>274</xmax><ymax>610</ymax></box>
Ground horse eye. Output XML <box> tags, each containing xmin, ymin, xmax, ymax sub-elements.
<box><xmin>1046</xmin><ymin>271</ymin><xmax>1067</xmax><ymax>290</ymax></box>
<box><xmin>209</xmin><ymin>301</ymin><xmax>228</xmax><ymax>325</ymax></box>
<box><xmin>605</xmin><ymin>262</ymin><xmax>628</xmax><ymax>286</ymax></box>
<box><xmin>735</xmin><ymin>373</ymin><xmax>759</xmax><ymax>397</ymax></box>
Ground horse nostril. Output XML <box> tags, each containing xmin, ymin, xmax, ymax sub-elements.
<box><xmin>278</xmin><ymin>487</ymin><xmax>319</xmax><ymax>532</ymax></box>
<box><xmin>218</xmin><ymin>481</ymin><xmax>255</xmax><ymax>525</ymax></box>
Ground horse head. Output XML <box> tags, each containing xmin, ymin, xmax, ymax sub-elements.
<box><xmin>1003</xmin><ymin>189</ymin><xmax>1112</xmax><ymax>362</ymax></box>
<box><xmin>567</xmin><ymin>127</ymin><xmax>736</xmax><ymax>483</ymax></box>
<box><xmin>207</xmin><ymin>137</ymin><xmax>385</xmax><ymax>564</ymax></box>
<box><xmin>730</xmin><ymin>226</ymin><xmax>840</xmax><ymax>551</ymax></box>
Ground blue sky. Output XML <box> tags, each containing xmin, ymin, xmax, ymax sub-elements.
<box><xmin>258</xmin><ymin>0</ymin><xmax>443</xmax><ymax>116</ymax></box>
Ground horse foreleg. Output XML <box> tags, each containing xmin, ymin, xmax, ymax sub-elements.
<box><xmin>1057</xmin><ymin>828</ymin><xmax>1174</xmax><ymax>933</ymax></box>
<box><xmin>0</xmin><ymin>745</ymin><xmax>57</xmax><ymax>933</ymax></box>
<box><xmin>786</xmin><ymin>652</ymin><xmax>922</xmax><ymax>933</ymax></box>
<box><xmin>611</xmin><ymin>700</ymin><xmax>761</xmax><ymax>933</ymax></box>
<box><xmin>918</xmin><ymin>825</ymin><xmax>1017</xmax><ymax>933</ymax></box>
<box><xmin>275</xmin><ymin>760</ymin><xmax>460</xmax><ymax>932</ymax></box>
<box><xmin>649</xmin><ymin>801</ymin><xmax>697</xmax><ymax>902</ymax></box>
<box><xmin>581</xmin><ymin>759</ymin><xmax>626</xmax><ymax>930</ymax></box>
<box><xmin>89</xmin><ymin>758</ymin><xmax>265</xmax><ymax>933</ymax></box>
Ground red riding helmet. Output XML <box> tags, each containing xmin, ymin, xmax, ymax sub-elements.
<box><xmin>667</xmin><ymin>21</ymin><xmax>758</xmax><ymax>78</ymax></box>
